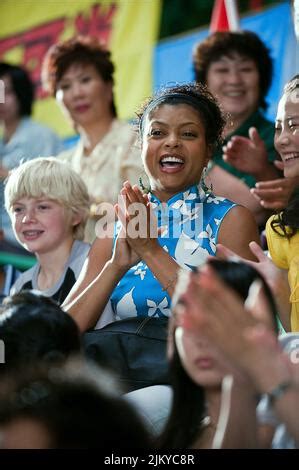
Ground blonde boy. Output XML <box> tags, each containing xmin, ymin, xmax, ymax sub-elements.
<box><xmin>5</xmin><ymin>157</ymin><xmax>90</xmax><ymax>303</ymax></box>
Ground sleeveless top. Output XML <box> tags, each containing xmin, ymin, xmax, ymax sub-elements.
<box><xmin>110</xmin><ymin>184</ymin><xmax>236</xmax><ymax>319</ymax></box>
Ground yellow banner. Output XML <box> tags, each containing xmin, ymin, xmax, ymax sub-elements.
<box><xmin>0</xmin><ymin>0</ymin><xmax>161</xmax><ymax>137</ymax></box>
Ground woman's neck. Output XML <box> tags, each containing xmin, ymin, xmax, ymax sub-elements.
<box><xmin>192</xmin><ymin>387</ymin><xmax>222</xmax><ymax>449</ymax></box>
<box><xmin>36</xmin><ymin>238</ymin><xmax>75</xmax><ymax>291</ymax></box>
<box><xmin>223</xmin><ymin>109</ymin><xmax>255</xmax><ymax>138</ymax></box>
<box><xmin>79</xmin><ymin>116</ymin><xmax>114</xmax><ymax>156</ymax></box>
<box><xmin>151</xmin><ymin>183</ymin><xmax>197</xmax><ymax>203</ymax></box>
<box><xmin>205</xmin><ymin>388</ymin><xmax>222</xmax><ymax>425</ymax></box>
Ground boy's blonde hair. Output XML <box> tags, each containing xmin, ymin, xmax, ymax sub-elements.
<box><xmin>5</xmin><ymin>157</ymin><xmax>90</xmax><ymax>241</ymax></box>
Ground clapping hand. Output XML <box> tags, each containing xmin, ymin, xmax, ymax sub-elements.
<box><xmin>175</xmin><ymin>264</ymin><xmax>287</xmax><ymax>390</ymax></box>
<box><xmin>223</xmin><ymin>127</ymin><xmax>272</xmax><ymax>179</ymax></box>
<box><xmin>251</xmin><ymin>174</ymin><xmax>299</xmax><ymax>210</ymax></box>
<box><xmin>216</xmin><ymin>241</ymin><xmax>283</xmax><ymax>292</ymax></box>
<box><xmin>115</xmin><ymin>181</ymin><xmax>159</xmax><ymax>257</ymax></box>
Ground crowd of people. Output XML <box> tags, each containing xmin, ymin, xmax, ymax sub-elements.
<box><xmin>0</xmin><ymin>28</ymin><xmax>298</xmax><ymax>450</ymax></box>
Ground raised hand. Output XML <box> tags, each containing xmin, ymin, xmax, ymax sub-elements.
<box><xmin>223</xmin><ymin>127</ymin><xmax>278</xmax><ymax>181</ymax></box>
<box><xmin>117</xmin><ymin>181</ymin><xmax>159</xmax><ymax>257</ymax></box>
<box><xmin>216</xmin><ymin>242</ymin><xmax>281</xmax><ymax>287</ymax></box>
<box><xmin>112</xmin><ymin>218</ymin><xmax>140</xmax><ymax>272</ymax></box>
<box><xmin>176</xmin><ymin>265</ymin><xmax>288</xmax><ymax>390</ymax></box>
<box><xmin>251</xmin><ymin>176</ymin><xmax>299</xmax><ymax>210</ymax></box>
<box><xmin>216</xmin><ymin>242</ymin><xmax>291</xmax><ymax>331</ymax></box>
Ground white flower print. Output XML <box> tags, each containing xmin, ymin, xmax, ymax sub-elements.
<box><xmin>115</xmin><ymin>288</ymin><xmax>137</xmax><ymax>319</ymax></box>
<box><xmin>183</xmin><ymin>189</ymin><xmax>198</xmax><ymax>202</ymax></box>
<box><xmin>175</xmin><ymin>231</ymin><xmax>210</xmax><ymax>269</ymax></box>
<box><xmin>179</xmin><ymin>205</ymin><xmax>202</xmax><ymax>226</ymax></box>
<box><xmin>133</xmin><ymin>262</ymin><xmax>147</xmax><ymax>280</ymax></box>
<box><xmin>198</xmin><ymin>224</ymin><xmax>216</xmax><ymax>252</ymax></box>
<box><xmin>147</xmin><ymin>297</ymin><xmax>171</xmax><ymax>317</ymax></box>
<box><xmin>160</xmin><ymin>225</ymin><xmax>168</xmax><ymax>238</ymax></box>
<box><xmin>172</xmin><ymin>199</ymin><xmax>196</xmax><ymax>218</ymax></box>
<box><xmin>134</xmin><ymin>268</ymin><xmax>146</xmax><ymax>280</ymax></box>
<box><xmin>150</xmin><ymin>200</ymin><xmax>159</xmax><ymax>210</ymax></box>
<box><xmin>206</xmin><ymin>195</ymin><xmax>225</xmax><ymax>205</ymax></box>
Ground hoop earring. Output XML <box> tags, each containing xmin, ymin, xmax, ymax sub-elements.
<box><xmin>200</xmin><ymin>167</ymin><xmax>213</xmax><ymax>193</ymax></box>
<box><xmin>139</xmin><ymin>175</ymin><xmax>151</xmax><ymax>194</ymax></box>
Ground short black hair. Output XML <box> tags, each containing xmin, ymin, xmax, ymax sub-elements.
<box><xmin>0</xmin><ymin>291</ymin><xmax>81</xmax><ymax>372</ymax></box>
<box><xmin>0</xmin><ymin>62</ymin><xmax>34</xmax><ymax>116</ymax></box>
<box><xmin>0</xmin><ymin>359</ymin><xmax>151</xmax><ymax>448</ymax></box>
<box><xmin>137</xmin><ymin>82</ymin><xmax>225</xmax><ymax>151</ymax></box>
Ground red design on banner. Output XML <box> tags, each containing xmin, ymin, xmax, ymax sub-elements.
<box><xmin>75</xmin><ymin>3</ymin><xmax>117</xmax><ymax>44</ymax></box>
<box><xmin>0</xmin><ymin>3</ymin><xmax>117</xmax><ymax>99</ymax></box>
<box><xmin>0</xmin><ymin>20</ymin><xmax>65</xmax><ymax>98</ymax></box>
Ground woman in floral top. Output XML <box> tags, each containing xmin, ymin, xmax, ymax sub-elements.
<box><xmin>63</xmin><ymin>83</ymin><xmax>260</xmax><ymax>332</ymax></box>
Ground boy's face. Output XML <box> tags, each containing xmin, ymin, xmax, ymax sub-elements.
<box><xmin>10</xmin><ymin>197</ymin><xmax>74</xmax><ymax>254</ymax></box>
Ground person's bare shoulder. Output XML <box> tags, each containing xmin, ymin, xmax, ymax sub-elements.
<box><xmin>218</xmin><ymin>205</ymin><xmax>260</xmax><ymax>260</ymax></box>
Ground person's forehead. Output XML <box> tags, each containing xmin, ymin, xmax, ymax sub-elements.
<box><xmin>148</xmin><ymin>102</ymin><xmax>202</xmax><ymax>120</ymax></box>
<box><xmin>60</xmin><ymin>62</ymin><xmax>97</xmax><ymax>79</ymax></box>
<box><xmin>276</xmin><ymin>92</ymin><xmax>299</xmax><ymax>119</ymax></box>
<box><xmin>211</xmin><ymin>53</ymin><xmax>255</xmax><ymax>64</ymax></box>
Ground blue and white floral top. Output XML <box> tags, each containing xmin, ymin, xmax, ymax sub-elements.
<box><xmin>110</xmin><ymin>184</ymin><xmax>236</xmax><ymax>319</ymax></box>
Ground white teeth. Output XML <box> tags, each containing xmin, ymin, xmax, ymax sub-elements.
<box><xmin>160</xmin><ymin>156</ymin><xmax>184</xmax><ymax>164</ymax></box>
<box><xmin>23</xmin><ymin>231</ymin><xmax>42</xmax><ymax>236</ymax></box>
<box><xmin>285</xmin><ymin>154</ymin><xmax>299</xmax><ymax>161</ymax></box>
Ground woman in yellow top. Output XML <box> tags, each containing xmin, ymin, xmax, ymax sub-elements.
<box><xmin>266</xmin><ymin>75</ymin><xmax>299</xmax><ymax>332</ymax></box>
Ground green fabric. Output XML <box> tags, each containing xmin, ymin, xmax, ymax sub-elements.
<box><xmin>0</xmin><ymin>252</ymin><xmax>36</xmax><ymax>271</ymax></box>
<box><xmin>213</xmin><ymin>110</ymin><xmax>277</xmax><ymax>188</ymax></box>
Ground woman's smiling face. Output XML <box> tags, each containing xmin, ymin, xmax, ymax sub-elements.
<box><xmin>141</xmin><ymin>103</ymin><xmax>211</xmax><ymax>202</ymax></box>
<box><xmin>274</xmin><ymin>88</ymin><xmax>299</xmax><ymax>178</ymax></box>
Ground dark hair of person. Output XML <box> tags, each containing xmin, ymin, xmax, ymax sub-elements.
<box><xmin>42</xmin><ymin>35</ymin><xmax>116</xmax><ymax>116</ymax></box>
<box><xmin>270</xmin><ymin>193</ymin><xmax>299</xmax><ymax>238</ymax></box>
<box><xmin>0</xmin><ymin>291</ymin><xmax>81</xmax><ymax>372</ymax></box>
<box><xmin>193</xmin><ymin>31</ymin><xmax>273</xmax><ymax>110</ymax></box>
<box><xmin>158</xmin><ymin>259</ymin><xmax>279</xmax><ymax>448</ymax></box>
<box><xmin>137</xmin><ymin>82</ymin><xmax>226</xmax><ymax>152</ymax></box>
<box><xmin>270</xmin><ymin>75</ymin><xmax>299</xmax><ymax>238</ymax></box>
<box><xmin>0</xmin><ymin>359</ymin><xmax>151</xmax><ymax>448</ymax></box>
<box><xmin>0</xmin><ymin>62</ymin><xmax>34</xmax><ymax>116</ymax></box>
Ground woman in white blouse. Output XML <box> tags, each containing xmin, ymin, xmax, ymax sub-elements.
<box><xmin>42</xmin><ymin>36</ymin><xmax>143</xmax><ymax>243</ymax></box>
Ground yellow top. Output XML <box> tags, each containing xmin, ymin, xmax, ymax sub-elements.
<box><xmin>266</xmin><ymin>215</ymin><xmax>299</xmax><ymax>331</ymax></box>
